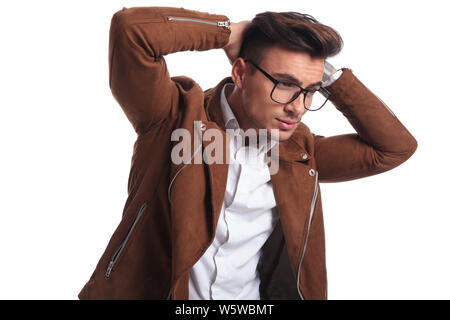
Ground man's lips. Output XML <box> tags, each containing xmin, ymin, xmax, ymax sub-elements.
<box><xmin>276</xmin><ymin>118</ymin><xmax>299</xmax><ymax>130</ymax></box>
<box><xmin>276</xmin><ymin>118</ymin><xmax>297</xmax><ymax>125</ymax></box>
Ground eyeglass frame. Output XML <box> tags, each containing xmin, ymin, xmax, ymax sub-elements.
<box><xmin>243</xmin><ymin>59</ymin><xmax>330</xmax><ymax>111</ymax></box>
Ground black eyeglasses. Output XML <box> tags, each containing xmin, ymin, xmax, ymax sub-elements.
<box><xmin>244</xmin><ymin>59</ymin><xmax>330</xmax><ymax>111</ymax></box>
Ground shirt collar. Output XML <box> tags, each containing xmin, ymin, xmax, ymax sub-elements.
<box><xmin>220</xmin><ymin>83</ymin><xmax>278</xmax><ymax>155</ymax></box>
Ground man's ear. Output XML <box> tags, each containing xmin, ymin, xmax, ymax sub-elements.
<box><xmin>231</xmin><ymin>58</ymin><xmax>247</xmax><ymax>89</ymax></box>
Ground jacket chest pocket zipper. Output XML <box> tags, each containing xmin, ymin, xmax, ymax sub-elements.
<box><xmin>296</xmin><ymin>171</ymin><xmax>319</xmax><ymax>300</ymax></box>
<box><xmin>167</xmin><ymin>124</ymin><xmax>204</xmax><ymax>203</ymax></box>
<box><xmin>167</xmin><ymin>16</ymin><xmax>230</xmax><ymax>29</ymax></box>
<box><xmin>105</xmin><ymin>202</ymin><xmax>148</xmax><ymax>278</ymax></box>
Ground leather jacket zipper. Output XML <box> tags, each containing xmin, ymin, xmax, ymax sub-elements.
<box><xmin>166</xmin><ymin>288</ymin><xmax>173</xmax><ymax>300</ymax></box>
<box><xmin>167</xmin><ymin>123</ymin><xmax>204</xmax><ymax>203</ymax></box>
<box><xmin>105</xmin><ymin>202</ymin><xmax>148</xmax><ymax>277</ymax></box>
<box><xmin>167</xmin><ymin>16</ymin><xmax>230</xmax><ymax>29</ymax></box>
<box><xmin>296</xmin><ymin>171</ymin><xmax>319</xmax><ymax>300</ymax></box>
<box><xmin>166</xmin><ymin>123</ymin><xmax>205</xmax><ymax>297</ymax></box>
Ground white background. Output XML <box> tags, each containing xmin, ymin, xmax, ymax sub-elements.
<box><xmin>0</xmin><ymin>0</ymin><xmax>448</xmax><ymax>299</ymax></box>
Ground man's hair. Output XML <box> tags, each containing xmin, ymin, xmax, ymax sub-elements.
<box><xmin>238</xmin><ymin>11</ymin><xmax>343</xmax><ymax>67</ymax></box>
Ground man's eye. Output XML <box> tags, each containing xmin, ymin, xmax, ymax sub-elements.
<box><xmin>306</xmin><ymin>90</ymin><xmax>317</xmax><ymax>97</ymax></box>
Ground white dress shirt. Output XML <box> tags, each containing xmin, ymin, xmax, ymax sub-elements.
<box><xmin>189</xmin><ymin>83</ymin><xmax>279</xmax><ymax>300</ymax></box>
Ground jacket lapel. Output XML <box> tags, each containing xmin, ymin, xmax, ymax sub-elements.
<box><xmin>269</xmin><ymin>142</ymin><xmax>315</xmax><ymax>278</ymax></box>
<box><xmin>202</xmin><ymin>77</ymin><xmax>232</xmax><ymax>240</ymax></box>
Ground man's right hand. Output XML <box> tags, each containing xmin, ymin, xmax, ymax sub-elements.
<box><xmin>223</xmin><ymin>20</ymin><xmax>251</xmax><ymax>65</ymax></box>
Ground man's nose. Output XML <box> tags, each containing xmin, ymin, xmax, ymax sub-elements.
<box><xmin>283</xmin><ymin>93</ymin><xmax>307</xmax><ymax>117</ymax></box>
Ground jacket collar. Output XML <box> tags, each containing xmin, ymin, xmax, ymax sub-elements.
<box><xmin>204</xmin><ymin>77</ymin><xmax>231</xmax><ymax>131</ymax></box>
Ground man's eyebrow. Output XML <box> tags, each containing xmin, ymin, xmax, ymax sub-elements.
<box><xmin>272</xmin><ymin>72</ymin><xmax>323</xmax><ymax>87</ymax></box>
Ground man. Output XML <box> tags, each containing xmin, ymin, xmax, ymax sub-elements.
<box><xmin>79</xmin><ymin>6</ymin><xmax>417</xmax><ymax>300</ymax></box>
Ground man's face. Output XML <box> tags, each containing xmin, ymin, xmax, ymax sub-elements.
<box><xmin>233</xmin><ymin>45</ymin><xmax>324</xmax><ymax>141</ymax></box>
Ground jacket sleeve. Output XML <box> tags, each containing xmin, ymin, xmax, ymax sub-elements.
<box><xmin>313</xmin><ymin>68</ymin><xmax>418</xmax><ymax>183</ymax></box>
<box><xmin>108</xmin><ymin>7</ymin><xmax>231</xmax><ymax>134</ymax></box>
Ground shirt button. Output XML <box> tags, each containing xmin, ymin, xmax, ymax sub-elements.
<box><xmin>308</xmin><ymin>168</ymin><xmax>315</xmax><ymax>176</ymax></box>
<box><xmin>301</xmin><ymin>153</ymin><xmax>308</xmax><ymax>160</ymax></box>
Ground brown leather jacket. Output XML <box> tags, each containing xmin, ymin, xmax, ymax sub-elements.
<box><xmin>78</xmin><ymin>6</ymin><xmax>417</xmax><ymax>300</ymax></box>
